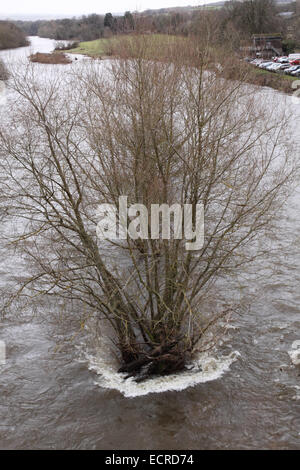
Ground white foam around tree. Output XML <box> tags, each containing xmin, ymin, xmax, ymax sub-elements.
<box><xmin>288</xmin><ymin>340</ymin><xmax>300</xmax><ymax>365</ymax></box>
<box><xmin>85</xmin><ymin>349</ymin><xmax>240</xmax><ymax>398</ymax></box>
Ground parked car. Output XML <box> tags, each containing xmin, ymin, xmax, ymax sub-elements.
<box><xmin>288</xmin><ymin>53</ymin><xmax>300</xmax><ymax>61</ymax></box>
<box><xmin>284</xmin><ymin>65</ymin><xmax>300</xmax><ymax>75</ymax></box>
<box><xmin>285</xmin><ymin>65</ymin><xmax>297</xmax><ymax>74</ymax></box>
<box><xmin>259</xmin><ymin>61</ymin><xmax>274</xmax><ymax>69</ymax></box>
<box><xmin>291</xmin><ymin>68</ymin><xmax>300</xmax><ymax>76</ymax></box>
<box><xmin>289</xmin><ymin>59</ymin><xmax>300</xmax><ymax>66</ymax></box>
<box><xmin>277</xmin><ymin>57</ymin><xmax>289</xmax><ymax>63</ymax></box>
<box><xmin>266</xmin><ymin>63</ymin><xmax>276</xmax><ymax>71</ymax></box>
<box><xmin>277</xmin><ymin>64</ymin><xmax>292</xmax><ymax>71</ymax></box>
<box><xmin>266</xmin><ymin>63</ymin><xmax>282</xmax><ymax>71</ymax></box>
<box><xmin>251</xmin><ymin>58</ymin><xmax>264</xmax><ymax>65</ymax></box>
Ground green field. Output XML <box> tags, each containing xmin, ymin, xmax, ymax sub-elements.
<box><xmin>65</xmin><ymin>34</ymin><xmax>182</xmax><ymax>58</ymax></box>
<box><xmin>66</xmin><ymin>38</ymin><xmax>109</xmax><ymax>56</ymax></box>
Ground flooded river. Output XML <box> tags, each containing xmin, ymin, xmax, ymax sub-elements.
<box><xmin>0</xmin><ymin>36</ymin><xmax>299</xmax><ymax>450</ymax></box>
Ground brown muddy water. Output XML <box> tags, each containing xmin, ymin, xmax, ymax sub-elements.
<box><xmin>0</xmin><ymin>37</ymin><xmax>299</xmax><ymax>450</ymax></box>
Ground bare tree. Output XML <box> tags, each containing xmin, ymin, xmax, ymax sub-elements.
<box><xmin>0</xmin><ymin>37</ymin><xmax>295</xmax><ymax>379</ymax></box>
<box><xmin>0</xmin><ymin>59</ymin><xmax>9</xmax><ymax>81</ymax></box>
<box><xmin>224</xmin><ymin>0</ymin><xmax>281</xmax><ymax>37</ymax></box>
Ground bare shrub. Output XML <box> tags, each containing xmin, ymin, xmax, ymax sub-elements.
<box><xmin>29</xmin><ymin>52</ymin><xmax>72</xmax><ymax>65</ymax></box>
<box><xmin>0</xmin><ymin>59</ymin><xmax>9</xmax><ymax>80</ymax></box>
<box><xmin>54</xmin><ymin>41</ymin><xmax>79</xmax><ymax>51</ymax></box>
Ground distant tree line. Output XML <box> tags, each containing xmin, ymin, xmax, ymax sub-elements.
<box><xmin>139</xmin><ymin>1</ymin><xmax>286</xmax><ymax>41</ymax></box>
<box><xmin>0</xmin><ymin>21</ymin><xmax>29</xmax><ymax>50</ymax></box>
<box><xmin>13</xmin><ymin>1</ymin><xmax>300</xmax><ymax>48</ymax></box>
<box><xmin>15</xmin><ymin>12</ymin><xmax>135</xmax><ymax>41</ymax></box>
<box><xmin>15</xmin><ymin>14</ymin><xmax>105</xmax><ymax>41</ymax></box>
<box><xmin>137</xmin><ymin>0</ymin><xmax>298</xmax><ymax>48</ymax></box>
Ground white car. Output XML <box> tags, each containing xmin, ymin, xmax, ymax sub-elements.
<box><xmin>251</xmin><ymin>58</ymin><xmax>264</xmax><ymax>65</ymax></box>
<box><xmin>284</xmin><ymin>66</ymin><xmax>292</xmax><ymax>74</ymax></box>
<box><xmin>291</xmin><ymin>67</ymin><xmax>300</xmax><ymax>76</ymax></box>
<box><xmin>259</xmin><ymin>61</ymin><xmax>274</xmax><ymax>69</ymax></box>
<box><xmin>284</xmin><ymin>65</ymin><xmax>299</xmax><ymax>74</ymax></box>
<box><xmin>276</xmin><ymin>63</ymin><xmax>292</xmax><ymax>72</ymax></box>
<box><xmin>277</xmin><ymin>57</ymin><xmax>289</xmax><ymax>63</ymax></box>
<box><xmin>266</xmin><ymin>63</ymin><xmax>281</xmax><ymax>71</ymax></box>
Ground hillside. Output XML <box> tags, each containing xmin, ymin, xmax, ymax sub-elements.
<box><xmin>0</xmin><ymin>21</ymin><xmax>29</xmax><ymax>50</ymax></box>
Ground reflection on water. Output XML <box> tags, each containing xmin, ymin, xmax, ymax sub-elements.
<box><xmin>0</xmin><ymin>37</ymin><xmax>299</xmax><ymax>450</ymax></box>
<box><xmin>0</xmin><ymin>36</ymin><xmax>56</xmax><ymax>61</ymax></box>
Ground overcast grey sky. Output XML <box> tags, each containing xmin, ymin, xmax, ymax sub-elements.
<box><xmin>0</xmin><ymin>0</ymin><xmax>218</xmax><ymax>18</ymax></box>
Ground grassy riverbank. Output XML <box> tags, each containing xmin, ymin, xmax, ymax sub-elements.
<box><xmin>66</xmin><ymin>38</ymin><xmax>109</xmax><ymax>56</ymax></box>
<box><xmin>245</xmin><ymin>65</ymin><xmax>296</xmax><ymax>94</ymax></box>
